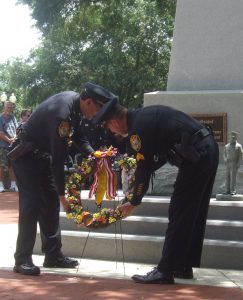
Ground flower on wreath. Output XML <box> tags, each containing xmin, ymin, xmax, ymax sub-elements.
<box><xmin>65</xmin><ymin>157</ymin><xmax>94</xmax><ymax>193</ymax></box>
<box><xmin>65</xmin><ymin>157</ymin><xmax>94</xmax><ymax>226</ymax></box>
<box><xmin>117</xmin><ymin>154</ymin><xmax>136</xmax><ymax>172</ymax></box>
<box><xmin>117</xmin><ymin>154</ymin><xmax>136</xmax><ymax>201</ymax></box>
<box><xmin>91</xmin><ymin>207</ymin><xmax>123</xmax><ymax>228</ymax></box>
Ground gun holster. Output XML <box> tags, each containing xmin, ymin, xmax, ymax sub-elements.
<box><xmin>7</xmin><ymin>130</ymin><xmax>34</xmax><ymax>161</ymax></box>
<box><xmin>173</xmin><ymin>132</ymin><xmax>201</xmax><ymax>164</ymax></box>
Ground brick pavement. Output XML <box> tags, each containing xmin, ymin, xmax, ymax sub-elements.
<box><xmin>1</xmin><ymin>192</ymin><xmax>243</xmax><ymax>300</ymax></box>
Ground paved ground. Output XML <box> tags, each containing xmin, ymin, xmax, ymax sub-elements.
<box><xmin>1</xmin><ymin>192</ymin><xmax>243</xmax><ymax>300</ymax></box>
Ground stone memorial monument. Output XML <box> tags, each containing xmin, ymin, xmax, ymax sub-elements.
<box><xmin>145</xmin><ymin>0</ymin><xmax>243</xmax><ymax>196</ymax></box>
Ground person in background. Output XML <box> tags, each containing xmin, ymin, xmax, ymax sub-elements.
<box><xmin>8</xmin><ymin>82</ymin><xmax>117</xmax><ymax>276</ymax></box>
<box><xmin>0</xmin><ymin>101</ymin><xmax>18</xmax><ymax>192</ymax></box>
<box><xmin>19</xmin><ymin>108</ymin><xmax>32</xmax><ymax>125</ymax></box>
<box><xmin>92</xmin><ymin>101</ymin><xmax>219</xmax><ymax>284</ymax></box>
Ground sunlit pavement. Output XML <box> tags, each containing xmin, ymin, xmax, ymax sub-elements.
<box><xmin>1</xmin><ymin>222</ymin><xmax>243</xmax><ymax>289</ymax></box>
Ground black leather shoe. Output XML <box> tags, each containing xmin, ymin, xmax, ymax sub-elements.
<box><xmin>132</xmin><ymin>268</ymin><xmax>174</xmax><ymax>284</ymax></box>
<box><xmin>43</xmin><ymin>254</ymin><xmax>79</xmax><ymax>268</ymax></box>
<box><xmin>174</xmin><ymin>268</ymin><xmax>194</xmax><ymax>279</ymax></box>
<box><xmin>13</xmin><ymin>263</ymin><xmax>40</xmax><ymax>276</ymax></box>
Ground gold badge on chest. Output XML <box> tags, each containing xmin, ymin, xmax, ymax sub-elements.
<box><xmin>58</xmin><ymin>121</ymin><xmax>71</xmax><ymax>138</ymax></box>
<box><xmin>130</xmin><ymin>134</ymin><xmax>141</xmax><ymax>152</ymax></box>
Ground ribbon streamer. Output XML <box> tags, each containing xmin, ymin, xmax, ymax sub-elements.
<box><xmin>89</xmin><ymin>156</ymin><xmax>117</xmax><ymax>206</ymax></box>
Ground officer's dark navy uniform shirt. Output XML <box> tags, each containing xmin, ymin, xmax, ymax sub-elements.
<box><xmin>23</xmin><ymin>91</ymin><xmax>93</xmax><ymax>196</ymax></box>
<box><xmin>126</xmin><ymin>105</ymin><xmax>206</xmax><ymax>206</ymax></box>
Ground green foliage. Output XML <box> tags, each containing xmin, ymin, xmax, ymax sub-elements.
<box><xmin>9</xmin><ymin>0</ymin><xmax>176</xmax><ymax>108</ymax></box>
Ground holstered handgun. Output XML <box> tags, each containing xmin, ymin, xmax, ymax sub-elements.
<box><xmin>173</xmin><ymin>132</ymin><xmax>201</xmax><ymax>164</ymax></box>
<box><xmin>7</xmin><ymin>130</ymin><xmax>34</xmax><ymax>161</ymax></box>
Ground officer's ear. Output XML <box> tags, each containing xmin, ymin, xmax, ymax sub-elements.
<box><xmin>82</xmin><ymin>97</ymin><xmax>94</xmax><ymax>106</ymax></box>
<box><xmin>84</xmin><ymin>97</ymin><xmax>99</xmax><ymax>105</ymax></box>
<box><xmin>102</xmin><ymin>118</ymin><xmax>117</xmax><ymax>130</ymax></box>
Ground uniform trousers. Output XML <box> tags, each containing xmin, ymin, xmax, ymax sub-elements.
<box><xmin>157</xmin><ymin>136</ymin><xmax>219</xmax><ymax>272</ymax></box>
<box><xmin>13</xmin><ymin>152</ymin><xmax>62</xmax><ymax>265</ymax></box>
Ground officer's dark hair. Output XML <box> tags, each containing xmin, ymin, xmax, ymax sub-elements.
<box><xmin>106</xmin><ymin>104</ymin><xmax>127</xmax><ymax>121</ymax></box>
<box><xmin>113</xmin><ymin>104</ymin><xmax>126</xmax><ymax>117</ymax></box>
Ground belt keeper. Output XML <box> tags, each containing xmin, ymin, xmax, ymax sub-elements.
<box><xmin>190</xmin><ymin>128</ymin><xmax>210</xmax><ymax>145</ymax></box>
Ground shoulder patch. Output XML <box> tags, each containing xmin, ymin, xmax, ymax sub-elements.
<box><xmin>58</xmin><ymin>121</ymin><xmax>71</xmax><ymax>138</ymax></box>
<box><xmin>130</xmin><ymin>134</ymin><xmax>141</xmax><ymax>152</ymax></box>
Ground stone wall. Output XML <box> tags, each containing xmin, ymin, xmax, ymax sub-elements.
<box><xmin>167</xmin><ymin>0</ymin><xmax>243</xmax><ymax>91</ymax></box>
<box><xmin>146</xmin><ymin>164</ymin><xmax>243</xmax><ymax>197</ymax></box>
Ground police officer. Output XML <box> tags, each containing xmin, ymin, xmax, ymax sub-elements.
<box><xmin>93</xmin><ymin>102</ymin><xmax>219</xmax><ymax>284</ymax></box>
<box><xmin>10</xmin><ymin>82</ymin><xmax>117</xmax><ymax>275</ymax></box>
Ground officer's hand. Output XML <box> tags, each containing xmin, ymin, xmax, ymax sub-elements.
<box><xmin>118</xmin><ymin>202</ymin><xmax>136</xmax><ymax>218</ymax></box>
<box><xmin>7</xmin><ymin>136</ymin><xmax>16</xmax><ymax>145</ymax></box>
<box><xmin>59</xmin><ymin>195</ymin><xmax>69</xmax><ymax>212</ymax></box>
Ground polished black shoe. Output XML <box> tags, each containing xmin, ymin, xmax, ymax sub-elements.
<box><xmin>174</xmin><ymin>268</ymin><xmax>194</xmax><ymax>279</ymax></box>
<box><xmin>43</xmin><ymin>254</ymin><xmax>79</xmax><ymax>268</ymax></box>
<box><xmin>132</xmin><ymin>268</ymin><xmax>174</xmax><ymax>284</ymax></box>
<box><xmin>13</xmin><ymin>263</ymin><xmax>40</xmax><ymax>276</ymax></box>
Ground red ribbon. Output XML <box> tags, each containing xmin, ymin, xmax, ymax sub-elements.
<box><xmin>89</xmin><ymin>157</ymin><xmax>117</xmax><ymax>202</ymax></box>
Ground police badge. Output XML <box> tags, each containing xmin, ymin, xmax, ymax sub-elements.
<box><xmin>130</xmin><ymin>134</ymin><xmax>141</xmax><ymax>152</ymax></box>
<box><xmin>58</xmin><ymin>121</ymin><xmax>71</xmax><ymax>138</ymax></box>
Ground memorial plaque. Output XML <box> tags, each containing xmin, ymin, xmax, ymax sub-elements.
<box><xmin>190</xmin><ymin>113</ymin><xmax>227</xmax><ymax>144</ymax></box>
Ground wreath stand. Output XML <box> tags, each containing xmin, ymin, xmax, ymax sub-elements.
<box><xmin>65</xmin><ymin>147</ymin><xmax>136</xmax><ymax>275</ymax></box>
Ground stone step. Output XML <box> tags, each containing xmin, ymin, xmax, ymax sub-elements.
<box><xmin>33</xmin><ymin>192</ymin><xmax>243</xmax><ymax>270</ymax></box>
<box><xmin>207</xmin><ymin>200</ymin><xmax>243</xmax><ymax>221</ymax></box>
<box><xmin>76</xmin><ymin>192</ymin><xmax>243</xmax><ymax>221</ymax></box>
<box><xmin>60</xmin><ymin>213</ymin><xmax>243</xmax><ymax>241</ymax></box>
<box><xmin>33</xmin><ymin>230</ymin><xmax>243</xmax><ymax>270</ymax></box>
<box><xmin>79</xmin><ymin>196</ymin><xmax>170</xmax><ymax>217</ymax></box>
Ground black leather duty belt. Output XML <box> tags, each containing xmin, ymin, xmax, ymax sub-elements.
<box><xmin>190</xmin><ymin>127</ymin><xmax>211</xmax><ymax>145</ymax></box>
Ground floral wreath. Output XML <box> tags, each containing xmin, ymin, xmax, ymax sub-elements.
<box><xmin>65</xmin><ymin>146</ymin><xmax>136</xmax><ymax>229</ymax></box>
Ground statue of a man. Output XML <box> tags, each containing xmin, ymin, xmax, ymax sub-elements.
<box><xmin>223</xmin><ymin>131</ymin><xmax>243</xmax><ymax>195</ymax></box>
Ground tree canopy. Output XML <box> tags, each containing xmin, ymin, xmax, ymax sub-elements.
<box><xmin>1</xmin><ymin>0</ymin><xmax>176</xmax><ymax>108</ymax></box>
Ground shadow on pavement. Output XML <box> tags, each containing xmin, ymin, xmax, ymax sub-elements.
<box><xmin>1</xmin><ymin>269</ymin><xmax>243</xmax><ymax>300</ymax></box>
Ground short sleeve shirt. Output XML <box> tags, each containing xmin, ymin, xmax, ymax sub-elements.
<box><xmin>0</xmin><ymin>114</ymin><xmax>18</xmax><ymax>148</ymax></box>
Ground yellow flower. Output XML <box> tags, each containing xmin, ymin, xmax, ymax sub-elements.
<box><xmin>76</xmin><ymin>215</ymin><xmax>83</xmax><ymax>221</ymax></box>
<box><xmin>109</xmin><ymin>217</ymin><xmax>117</xmax><ymax>223</ymax></box>
<box><xmin>93</xmin><ymin>150</ymin><xmax>103</xmax><ymax>158</ymax></box>
<box><xmin>136</xmin><ymin>153</ymin><xmax>145</xmax><ymax>161</ymax></box>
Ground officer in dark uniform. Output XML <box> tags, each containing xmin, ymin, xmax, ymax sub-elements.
<box><xmin>93</xmin><ymin>102</ymin><xmax>219</xmax><ymax>284</ymax></box>
<box><xmin>9</xmin><ymin>82</ymin><xmax>117</xmax><ymax>275</ymax></box>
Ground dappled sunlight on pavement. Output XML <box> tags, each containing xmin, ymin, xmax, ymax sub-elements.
<box><xmin>1</xmin><ymin>270</ymin><xmax>243</xmax><ymax>300</ymax></box>
<box><xmin>0</xmin><ymin>192</ymin><xmax>19</xmax><ymax>224</ymax></box>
